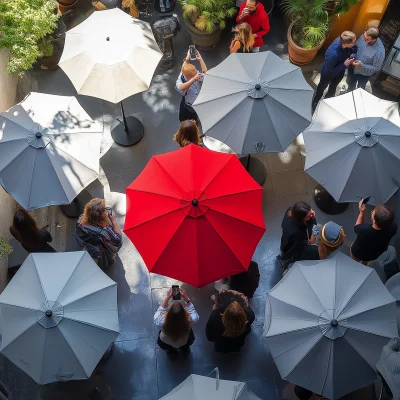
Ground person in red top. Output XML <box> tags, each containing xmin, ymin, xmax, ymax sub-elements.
<box><xmin>236</xmin><ymin>0</ymin><xmax>270</xmax><ymax>52</ymax></box>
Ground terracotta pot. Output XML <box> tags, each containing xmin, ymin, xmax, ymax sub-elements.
<box><xmin>287</xmin><ymin>21</ymin><xmax>325</xmax><ymax>65</ymax></box>
<box><xmin>183</xmin><ymin>17</ymin><xmax>221</xmax><ymax>49</ymax></box>
<box><xmin>57</xmin><ymin>0</ymin><xmax>78</xmax><ymax>14</ymax></box>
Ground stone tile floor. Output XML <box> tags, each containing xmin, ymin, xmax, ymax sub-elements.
<box><xmin>1</xmin><ymin>1</ymin><xmax>398</xmax><ymax>399</ymax></box>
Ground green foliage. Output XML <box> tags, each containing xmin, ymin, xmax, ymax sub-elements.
<box><xmin>332</xmin><ymin>0</ymin><xmax>358</xmax><ymax>15</ymax></box>
<box><xmin>282</xmin><ymin>0</ymin><xmax>329</xmax><ymax>49</ymax></box>
<box><xmin>0</xmin><ymin>237</ymin><xmax>12</xmax><ymax>260</ymax></box>
<box><xmin>179</xmin><ymin>0</ymin><xmax>236</xmax><ymax>33</ymax></box>
<box><xmin>0</xmin><ymin>0</ymin><xmax>59</xmax><ymax>76</ymax></box>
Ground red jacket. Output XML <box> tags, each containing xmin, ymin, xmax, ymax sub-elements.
<box><xmin>236</xmin><ymin>2</ymin><xmax>270</xmax><ymax>48</ymax></box>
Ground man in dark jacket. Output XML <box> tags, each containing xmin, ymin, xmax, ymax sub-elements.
<box><xmin>312</xmin><ymin>31</ymin><xmax>357</xmax><ymax>110</ymax></box>
<box><xmin>236</xmin><ymin>0</ymin><xmax>270</xmax><ymax>52</ymax></box>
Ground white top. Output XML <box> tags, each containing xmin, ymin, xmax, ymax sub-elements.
<box><xmin>154</xmin><ymin>303</ymin><xmax>199</xmax><ymax>348</ymax></box>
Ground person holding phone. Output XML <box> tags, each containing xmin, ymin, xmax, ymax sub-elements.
<box><xmin>236</xmin><ymin>0</ymin><xmax>270</xmax><ymax>52</ymax></box>
<box><xmin>230</xmin><ymin>23</ymin><xmax>254</xmax><ymax>53</ymax></box>
<box><xmin>154</xmin><ymin>287</ymin><xmax>199</xmax><ymax>354</ymax></box>
<box><xmin>347</xmin><ymin>27</ymin><xmax>385</xmax><ymax>92</ymax></box>
<box><xmin>176</xmin><ymin>49</ymin><xmax>208</xmax><ymax>122</ymax></box>
<box><xmin>350</xmin><ymin>201</ymin><xmax>397</xmax><ymax>265</ymax></box>
<box><xmin>312</xmin><ymin>31</ymin><xmax>357</xmax><ymax>111</ymax></box>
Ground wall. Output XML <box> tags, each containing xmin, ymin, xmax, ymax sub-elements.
<box><xmin>0</xmin><ymin>50</ymin><xmax>18</xmax><ymax>291</ymax></box>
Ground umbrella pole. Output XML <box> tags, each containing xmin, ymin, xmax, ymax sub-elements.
<box><xmin>239</xmin><ymin>155</ymin><xmax>266</xmax><ymax>186</ymax></box>
<box><xmin>60</xmin><ymin>189</ymin><xmax>92</xmax><ymax>219</ymax></box>
<box><xmin>110</xmin><ymin>101</ymin><xmax>144</xmax><ymax>147</ymax></box>
<box><xmin>313</xmin><ymin>184</ymin><xmax>349</xmax><ymax>215</ymax></box>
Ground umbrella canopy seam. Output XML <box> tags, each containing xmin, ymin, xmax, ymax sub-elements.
<box><xmin>297</xmin><ymin>266</ymin><xmax>326</xmax><ymax>312</ymax></box>
<box><xmin>63</xmin><ymin>314</ymin><xmax>119</xmax><ymax>333</ymax></box>
<box><xmin>125</xmin><ymin>208</ymin><xmax>184</xmax><ymax>231</ymax></box>
<box><xmin>206</xmin><ymin>206</ymin><xmax>266</xmax><ymax>230</ymax></box>
<box><xmin>0</xmin><ymin>319</ymin><xmax>38</xmax><ymax>353</ymax></box>
<box><xmin>152</xmin><ymin>158</ymin><xmax>188</xmax><ymax>197</ymax></box>
<box><xmin>61</xmin><ymin>283</ymin><xmax>117</xmax><ymax>308</ymax></box>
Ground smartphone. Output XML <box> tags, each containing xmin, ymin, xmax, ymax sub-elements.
<box><xmin>189</xmin><ymin>45</ymin><xmax>196</xmax><ymax>61</ymax></box>
<box><xmin>362</xmin><ymin>196</ymin><xmax>371</xmax><ymax>205</ymax></box>
<box><xmin>105</xmin><ymin>206</ymin><xmax>113</xmax><ymax>216</ymax></box>
<box><xmin>172</xmin><ymin>285</ymin><xmax>181</xmax><ymax>300</ymax></box>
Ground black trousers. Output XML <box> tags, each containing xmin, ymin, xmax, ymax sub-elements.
<box><xmin>313</xmin><ymin>72</ymin><xmax>344</xmax><ymax>106</ymax></box>
<box><xmin>179</xmin><ymin>97</ymin><xmax>198</xmax><ymax>122</ymax></box>
<box><xmin>157</xmin><ymin>329</ymin><xmax>195</xmax><ymax>353</ymax></box>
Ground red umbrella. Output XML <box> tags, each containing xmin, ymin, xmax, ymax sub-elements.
<box><xmin>124</xmin><ymin>144</ymin><xmax>266</xmax><ymax>287</ymax></box>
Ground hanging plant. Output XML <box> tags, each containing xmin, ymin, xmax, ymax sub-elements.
<box><xmin>0</xmin><ymin>237</ymin><xmax>12</xmax><ymax>260</ymax></box>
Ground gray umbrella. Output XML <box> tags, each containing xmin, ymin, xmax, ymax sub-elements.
<box><xmin>304</xmin><ymin>88</ymin><xmax>400</xmax><ymax>206</ymax></box>
<box><xmin>0</xmin><ymin>92</ymin><xmax>102</xmax><ymax>210</ymax></box>
<box><xmin>385</xmin><ymin>273</ymin><xmax>400</xmax><ymax>333</ymax></box>
<box><xmin>192</xmin><ymin>52</ymin><xmax>313</xmax><ymax>155</ymax></box>
<box><xmin>263</xmin><ymin>251</ymin><xmax>398</xmax><ymax>400</ymax></box>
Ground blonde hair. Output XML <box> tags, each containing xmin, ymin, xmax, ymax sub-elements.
<box><xmin>173</xmin><ymin>120</ymin><xmax>201</xmax><ymax>147</ymax></box>
<box><xmin>182</xmin><ymin>62</ymin><xmax>197</xmax><ymax>79</ymax></box>
<box><xmin>234</xmin><ymin>23</ymin><xmax>255</xmax><ymax>52</ymax></box>
<box><xmin>340</xmin><ymin>31</ymin><xmax>356</xmax><ymax>44</ymax></box>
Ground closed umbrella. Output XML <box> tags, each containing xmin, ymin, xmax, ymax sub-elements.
<box><xmin>304</xmin><ymin>88</ymin><xmax>400</xmax><ymax>213</ymax></box>
<box><xmin>160</xmin><ymin>370</ymin><xmax>261</xmax><ymax>399</ymax></box>
<box><xmin>263</xmin><ymin>251</ymin><xmax>398</xmax><ymax>399</ymax></box>
<box><xmin>193</xmin><ymin>52</ymin><xmax>313</xmax><ymax>185</ymax></box>
<box><xmin>124</xmin><ymin>144</ymin><xmax>266</xmax><ymax>288</ymax></box>
<box><xmin>0</xmin><ymin>251</ymin><xmax>119</xmax><ymax>385</ymax></box>
<box><xmin>0</xmin><ymin>92</ymin><xmax>102</xmax><ymax>210</ymax></box>
<box><xmin>59</xmin><ymin>8</ymin><xmax>162</xmax><ymax>147</ymax></box>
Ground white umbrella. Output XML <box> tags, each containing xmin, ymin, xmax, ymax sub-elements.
<box><xmin>59</xmin><ymin>8</ymin><xmax>163</xmax><ymax>146</ymax></box>
<box><xmin>304</xmin><ymin>88</ymin><xmax>400</xmax><ymax>207</ymax></box>
<box><xmin>160</xmin><ymin>370</ymin><xmax>261</xmax><ymax>399</ymax></box>
<box><xmin>0</xmin><ymin>251</ymin><xmax>119</xmax><ymax>384</ymax></box>
<box><xmin>0</xmin><ymin>92</ymin><xmax>102</xmax><ymax>210</ymax></box>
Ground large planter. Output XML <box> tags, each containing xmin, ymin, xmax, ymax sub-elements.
<box><xmin>57</xmin><ymin>0</ymin><xmax>78</xmax><ymax>14</ymax></box>
<box><xmin>287</xmin><ymin>21</ymin><xmax>325</xmax><ymax>65</ymax></box>
<box><xmin>183</xmin><ymin>17</ymin><xmax>221</xmax><ymax>49</ymax></box>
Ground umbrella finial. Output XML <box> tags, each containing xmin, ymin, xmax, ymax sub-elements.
<box><xmin>255</xmin><ymin>84</ymin><xmax>261</xmax><ymax>90</ymax></box>
<box><xmin>106</xmin><ymin>37</ymin><xmax>110</xmax><ymax>41</ymax></box>
<box><xmin>192</xmin><ymin>199</ymin><xmax>198</xmax><ymax>206</ymax></box>
<box><xmin>330</xmin><ymin>319</ymin><xmax>338</xmax><ymax>327</ymax></box>
<box><xmin>365</xmin><ymin>131</ymin><xmax>371</xmax><ymax>137</ymax></box>
<box><xmin>35</xmin><ymin>132</ymin><xmax>42</xmax><ymax>138</ymax></box>
<box><xmin>45</xmin><ymin>310</ymin><xmax>53</xmax><ymax>317</ymax></box>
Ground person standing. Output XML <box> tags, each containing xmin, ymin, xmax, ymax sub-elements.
<box><xmin>230</xmin><ymin>23</ymin><xmax>255</xmax><ymax>53</ymax></box>
<box><xmin>236</xmin><ymin>0</ymin><xmax>270</xmax><ymax>53</ymax></box>
<box><xmin>10</xmin><ymin>209</ymin><xmax>56</xmax><ymax>253</ymax></box>
<box><xmin>154</xmin><ymin>288</ymin><xmax>199</xmax><ymax>354</ymax></box>
<box><xmin>173</xmin><ymin>120</ymin><xmax>202</xmax><ymax>147</ymax></box>
<box><xmin>278</xmin><ymin>202</ymin><xmax>318</xmax><ymax>271</ymax></box>
<box><xmin>312</xmin><ymin>31</ymin><xmax>357</xmax><ymax>110</ymax></box>
<box><xmin>347</xmin><ymin>26</ymin><xmax>385</xmax><ymax>91</ymax></box>
<box><xmin>176</xmin><ymin>49</ymin><xmax>207</xmax><ymax>122</ymax></box>
<box><xmin>350</xmin><ymin>200</ymin><xmax>397</xmax><ymax>265</ymax></box>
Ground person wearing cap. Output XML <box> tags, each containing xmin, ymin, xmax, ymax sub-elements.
<box><xmin>376</xmin><ymin>337</ymin><xmax>400</xmax><ymax>400</ymax></box>
<box><xmin>318</xmin><ymin>222</ymin><xmax>346</xmax><ymax>259</ymax></box>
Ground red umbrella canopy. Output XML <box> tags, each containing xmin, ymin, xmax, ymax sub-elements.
<box><xmin>124</xmin><ymin>144</ymin><xmax>266</xmax><ymax>287</ymax></box>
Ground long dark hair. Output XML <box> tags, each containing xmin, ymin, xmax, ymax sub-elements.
<box><xmin>163</xmin><ymin>302</ymin><xmax>191</xmax><ymax>341</ymax></box>
<box><xmin>173</xmin><ymin>120</ymin><xmax>201</xmax><ymax>147</ymax></box>
<box><xmin>12</xmin><ymin>209</ymin><xmax>41</xmax><ymax>247</ymax></box>
<box><xmin>289</xmin><ymin>201</ymin><xmax>311</xmax><ymax>225</ymax></box>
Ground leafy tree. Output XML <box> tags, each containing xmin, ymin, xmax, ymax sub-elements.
<box><xmin>0</xmin><ymin>0</ymin><xmax>59</xmax><ymax>76</ymax></box>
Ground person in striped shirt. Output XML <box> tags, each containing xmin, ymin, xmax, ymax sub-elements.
<box><xmin>347</xmin><ymin>26</ymin><xmax>385</xmax><ymax>91</ymax></box>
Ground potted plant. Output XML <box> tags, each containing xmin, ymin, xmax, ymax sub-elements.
<box><xmin>0</xmin><ymin>237</ymin><xmax>12</xmax><ymax>261</ymax></box>
<box><xmin>179</xmin><ymin>0</ymin><xmax>237</xmax><ymax>48</ymax></box>
<box><xmin>0</xmin><ymin>0</ymin><xmax>59</xmax><ymax>76</ymax></box>
<box><xmin>282</xmin><ymin>0</ymin><xmax>330</xmax><ymax>65</ymax></box>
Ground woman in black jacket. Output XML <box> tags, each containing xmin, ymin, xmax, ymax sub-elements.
<box><xmin>206</xmin><ymin>291</ymin><xmax>255</xmax><ymax>353</ymax></box>
<box><xmin>278</xmin><ymin>201</ymin><xmax>318</xmax><ymax>271</ymax></box>
<box><xmin>10</xmin><ymin>209</ymin><xmax>56</xmax><ymax>253</ymax></box>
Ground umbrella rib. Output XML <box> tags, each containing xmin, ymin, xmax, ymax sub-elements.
<box><xmin>152</xmin><ymin>158</ymin><xmax>187</xmax><ymax>196</ymax></box>
<box><xmin>0</xmin><ymin>319</ymin><xmax>38</xmax><ymax>353</ymax></box>
<box><xmin>297</xmin><ymin>267</ymin><xmax>326</xmax><ymax>312</ymax></box>
<box><xmin>39</xmin><ymin>329</ymin><xmax>48</xmax><ymax>384</ymax></box>
<box><xmin>206</xmin><ymin>207</ymin><xmax>265</xmax><ymax>230</ymax></box>
<box><xmin>126</xmin><ymin>188</ymin><xmax>183</xmax><ymax>201</ymax></box>
<box><xmin>201</xmin><ymin>157</ymin><xmax>238</xmax><ymax>195</ymax></box>
<box><xmin>62</xmin><ymin>284</ymin><xmax>115</xmax><ymax>308</ymax></box>
<box><xmin>204</xmin><ymin>187</ymin><xmax>263</xmax><ymax>201</ymax></box>
<box><xmin>63</xmin><ymin>315</ymin><xmax>119</xmax><ymax>333</ymax></box>
<box><xmin>125</xmin><ymin>207</ymin><xmax>183</xmax><ymax>230</ymax></box>
<box><xmin>266</xmin><ymin>91</ymin><xmax>312</xmax><ymax>123</ymax></box>
<box><xmin>55</xmin><ymin>252</ymin><xmax>88</xmax><ymax>303</ymax></box>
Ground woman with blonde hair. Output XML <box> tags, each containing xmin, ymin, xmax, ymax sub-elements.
<box><xmin>176</xmin><ymin>49</ymin><xmax>208</xmax><ymax>122</ymax></box>
<box><xmin>206</xmin><ymin>298</ymin><xmax>254</xmax><ymax>353</ymax></box>
<box><xmin>173</xmin><ymin>119</ymin><xmax>202</xmax><ymax>147</ymax></box>
<box><xmin>75</xmin><ymin>198</ymin><xmax>122</xmax><ymax>269</ymax></box>
<box><xmin>230</xmin><ymin>23</ymin><xmax>255</xmax><ymax>53</ymax></box>
<box><xmin>154</xmin><ymin>288</ymin><xmax>199</xmax><ymax>354</ymax></box>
